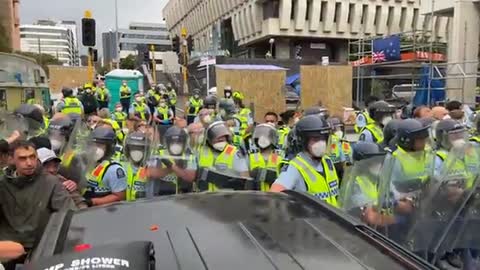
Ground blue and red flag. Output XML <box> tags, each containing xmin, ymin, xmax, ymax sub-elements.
<box><xmin>372</xmin><ymin>35</ymin><xmax>401</xmax><ymax>62</ymax></box>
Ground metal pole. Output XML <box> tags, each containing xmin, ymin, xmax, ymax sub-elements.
<box><xmin>427</xmin><ymin>0</ymin><xmax>435</xmax><ymax>105</ymax></box>
<box><xmin>206</xmin><ymin>52</ymin><xmax>210</xmax><ymax>91</ymax></box>
<box><xmin>151</xmin><ymin>44</ymin><xmax>156</xmax><ymax>84</ymax></box>
<box><xmin>115</xmin><ymin>0</ymin><xmax>120</xmax><ymax>69</ymax></box>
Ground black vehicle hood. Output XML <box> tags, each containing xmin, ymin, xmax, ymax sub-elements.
<box><xmin>33</xmin><ymin>192</ymin><xmax>432</xmax><ymax>270</ymax></box>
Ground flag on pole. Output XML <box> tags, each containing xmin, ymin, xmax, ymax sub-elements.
<box><xmin>372</xmin><ymin>35</ymin><xmax>401</xmax><ymax>62</ymax></box>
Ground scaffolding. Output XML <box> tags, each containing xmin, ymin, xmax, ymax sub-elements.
<box><xmin>348</xmin><ymin>29</ymin><xmax>480</xmax><ymax>107</ymax></box>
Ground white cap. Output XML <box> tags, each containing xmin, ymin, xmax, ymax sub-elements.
<box><xmin>37</xmin><ymin>147</ymin><xmax>62</xmax><ymax>164</ymax></box>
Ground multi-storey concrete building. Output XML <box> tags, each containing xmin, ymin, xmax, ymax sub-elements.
<box><xmin>0</xmin><ymin>0</ymin><xmax>21</xmax><ymax>51</ymax></box>
<box><xmin>20</xmin><ymin>20</ymin><xmax>79</xmax><ymax>66</ymax></box>
<box><xmin>163</xmin><ymin>0</ymin><xmax>451</xmax><ymax>62</ymax></box>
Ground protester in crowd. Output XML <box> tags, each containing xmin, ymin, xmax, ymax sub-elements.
<box><xmin>413</xmin><ymin>106</ymin><xmax>433</xmax><ymax>119</ymax></box>
<box><xmin>432</xmin><ymin>106</ymin><xmax>449</xmax><ymax>120</ymax></box>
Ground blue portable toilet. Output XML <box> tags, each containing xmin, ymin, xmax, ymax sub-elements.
<box><xmin>105</xmin><ymin>69</ymin><xmax>144</xmax><ymax>111</ymax></box>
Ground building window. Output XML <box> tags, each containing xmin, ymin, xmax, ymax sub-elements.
<box><xmin>320</xmin><ymin>1</ymin><xmax>327</xmax><ymax>22</ymax></box>
<box><xmin>333</xmin><ymin>2</ymin><xmax>341</xmax><ymax>23</ymax></box>
<box><xmin>347</xmin><ymin>3</ymin><xmax>355</xmax><ymax>24</ymax></box>
<box><xmin>306</xmin><ymin>0</ymin><xmax>312</xmax><ymax>20</ymax></box>
<box><xmin>387</xmin><ymin>6</ymin><xmax>394</xmax><ymax>29</ymax></box>
<box><xmin>400</xmin><ymin>7</ymin><xmax>407</xmax><ymax>31</ymax></box>
<box><xmin>291</xmin><ymin>0</ymin><xmax>296</xmax><ymax>20</ymax></box>
<box><xmin>361</xmin><ymin>4</ymin><xmax>368</xmax><ymax>24</ymax></box>
<box><xmin>412</xmin><ymin>8</ymin><xmax>419</xmax><ymax>30</ymax></box>
<box><xmin>262</xmin><ymin>0</ymin><xmax>279</xmax><ymax>19</ymax></box>
<box><xmin>374</xmin><ymin>5</ymin><xmax>381</xmax><ymax>26</ymax></box>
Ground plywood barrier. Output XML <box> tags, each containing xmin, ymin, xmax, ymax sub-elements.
<box><xmin>216</xmin><ymin>65</ymin><xmax>287</xmax><ymax>123</ymax></box>
<box><xmin>300</xmin><ymin>65</ymin><xmax>353</xmax><ymax>118</ymax></box>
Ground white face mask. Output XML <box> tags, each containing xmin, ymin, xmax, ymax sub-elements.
<box><xmin>197</xmin><ymin>134</ymin><xmax>205</xmax><ymax>144</ymax></box>
<box><xmin>50</xmin><ymin>139</ymin><xmax>64</xmax><ymax>152</ymax></box>
<box><xmin>169</xmin><ymin>143</ymin><xmax>183</xmax><ymax>155</ymax></box>
<box><xmin>130</xmin><ymin>150</ymin><xmax>144</xmax><ymax>162</ymax></box>
<box><xmin>257</xmin><ymin>136</ymin><xmax>271</xmax><ymax>149</ymax></box>
<box><xmin>213</xmin><ymin>141</ymin><xmax>227</xmax><ymax>151</ymax></box>
<box><xmin>159</xmin><ymin>102</ymin><xmax>167</xmax><ymax>107</ymax></box>
<box><xmin>310</xmin><ymin>140</ymin><xmax>327</xmax><ymax>158</ymax></box>
<box><xmin>194</xmin><ymin>94</ymin><xmax>199</xmax><ymax>99</ymax></box>
<box><xmin>381</xmin><ymin>116</ymin><xmax>393</xmax><ymax>126</ymax></box>
<box><xmin>135</xmin><ymin>97</ymin><xmax>142</xmax><ymax>103</ymax></box>
<box><xmin>294</xmin><ymin>118</ymin><xmax>300</xmax><ymax>124</ymax></box>
<box><xmin>94</xmin><ymin>147</ymin><xmax>105</xmax><ymax>161</ymax></box>
<box><xmin>86</xmin><ymin>89</ymin><xmax>92</xmax><ymax>94</ymax></box>
<box><xmin>115</xmin><ymin>107</ymin><xmax>123</xmax><ymax>112</ymax></box>
<box><xmin>123</xmin><ymin>83</ymin><xmax>127</xmax><ymax>86</ymax></box>
<box><xmin>334</xmin><ymin>130</ymin><xmax>344</xmax><ymax>138</ymax></box>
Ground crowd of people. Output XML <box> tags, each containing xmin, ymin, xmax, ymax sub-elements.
<box><xmin>1</xmin><ymin>81</ymin><xmax>479</xmax><ymax>269</ymax></box>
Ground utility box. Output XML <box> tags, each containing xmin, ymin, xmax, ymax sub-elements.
<box><xmin>216</xmin><ymin>64</ymin><xmax>287</xmax><ymax>123</ymax></box>
<box><xmin>105</xmin><ymin>69</ymin><xmax>144</xmax><ymax>111</ymax></box>
<box><xmin>300</xmin><ymin>65</ymin><xmax>353</xmax><ymax>118</ymax></box>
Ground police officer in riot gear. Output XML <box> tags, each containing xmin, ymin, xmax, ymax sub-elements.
<box><xmin>123</xmin><ymin>132</ymin><xmax>150</xmax><ymax>201</ymax></box>
<box><xmin>304</xmin><ymin>106</ymin><xmax>329</xmax><ymax>119</ymax></box>
<box><xmin>248</xmin><ymin>124</ymin><xmax>283</xmax><ymax>191</ymax></box>
<box><xmin>326</xmin><ymin>116</ymin><xmax>352</xmax><ymax>180</ymax></box>
<box><xmin>339</xmin><ymin>141</ymin><xmax>386</xmax><ymax>219</ymax></box>
<box><xmin>13</xmin><ymin>104</ymin><xmax>45</xmax><ymax>136</ymax></box>
<box><xmin>83</xmin><ymin>126</ymin><xmax>127</xmax><ymax>207</ymax></box>
<box><xmin>382</xmin><ymin>119</ymin><xmax>402</xmax><ymax>151</ymax></box>
<box><xmin>271</xmin><ymin>116</ymin><xmax>340</xmax><ymax>207</ymax></box>
<box><xmin>197</xmin><ymin>121</ymin><xmax>249</xmax><ymax>180</ymax></box>
<box><xmin>434</xmin><ymin>119</ymin><xmax>469</xmax><ymax>175</ymax></box>
<box><xmin>148</xmin><ymin>126</ymin><xmax>197</xmax><ymax>195</ymax></box>
<box><xmin>48</xmin><ymin>116</ymin><xmax>75</xmax><ymax>155</ymax></box>
<box><xmin>359</xmin><ymin>101</ymin><xmax>396</xmax><ymax>144</ymax></box>
<box><xmin>224</xmin><ymin>86</ymin><xmax>233</xmax><ymax>99</ymax></box>
<box><xmin>203</xmin><ymin>94</ymin><xmax>217</xmax><ymax>111</ymax></box>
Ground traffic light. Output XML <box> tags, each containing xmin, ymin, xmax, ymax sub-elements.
<box><xmin>92</xmin><ymin>49</ymin><xmax>98</xmax><ymax>62</ymax></box>
<box><xmin>172</xmin><ymin>35</ymin><xmax>180</xmax><ymax>54</ymax></box>
<box><xmin>81</xmin><ymin>18</ymin><xmax>96</xmax><ymax>47</ymax></box>
<box><xmin>143</xmin><ymin>51</ymin><xmax>150</xmax><ymax>62</ymax></box>
<box><xmin>187</xmin><ymin>36</ymin><xmax>194</xmax><ymax>54</ymax></box>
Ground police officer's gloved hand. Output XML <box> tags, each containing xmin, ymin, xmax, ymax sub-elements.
<box><xmin>161</xmin><ymin>158</ymin><xmax>173</xmax><ymax>168</ymax></box>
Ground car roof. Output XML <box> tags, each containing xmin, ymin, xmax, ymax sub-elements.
<box><xmin>34</xmin><ymin>192</ymin><xmax>433</xmax><ymax>270</ymax></box>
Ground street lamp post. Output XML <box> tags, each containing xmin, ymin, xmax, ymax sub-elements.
<box><xmin>115</xmin><ymin>0</ymin><xmax>120</xmax><ymax>69</ymax></box>
<box><xmin>269</xmin><ymin>38</ymin><xmax>275</xmax><ymax>58</ymax></box>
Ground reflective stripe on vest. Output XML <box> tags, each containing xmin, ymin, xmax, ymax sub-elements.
<box><xmin>113</xmin><ymin>111</ymin><xmax>127</xmax><ymax>128</ymax></box>
<box><xmin>362</xmin><ymin>124</ymin><xmax>384</xmax><ymax>144</ymax></box>
<box><xmin>133</xmin><ymin>102</ymin><xmax>147</xmax><ymax>120</ymax></box>
<box><xmin>278</xmin><ymin>127</ymin><xmax>290</xmax><ymax>147</ymax></box>
<box><xmin>392</xmin><ymin>147</ymin><xmax>429</xmax><ymax>182</ymax></box>
<box><xmin>290</xmin><ymin>156</ymin><xmax>339</xmax><ymax>207</ymax></box>
<box><xmin>97</xmin><ymin>88</ymin><xmax>108</xmax><ymax>101</ymax></box>
<box><xmin>125</xmin><ymin>163</ymin><xmax>147</xmax><ymax>201</ymax></box>
<box><xmin>470</xmin><ymin>136</ymin><xmax>480</xmax><ymax>143</ymax></box>
<box><xmin>328</xmin><ymin>134</ymin><xmax>341</xmax><ymax>162</ymax></box>
<box><xmin>249</xmin><ymin>151</ymin><xmax>280</xmax><ymax>191</ymax></box>
<box><xmin>156</xmin><ymin>106</ymin><xmax>170</xmax><ymax>120</ymax></box>
<box><xmin>198</xmin><ymin>145</ymin><xmax>237</xmax><ymax>169</ymax></box>
<box><xmin>120</xmin><ymin>86</ymin><xmax>131</xmax><ymax>99</ymax></box>
<box><xmin>169</xmin><ymin>90</ymin><xmax>177</xmax><ymax>105</ymax></box>
<box><xmin>61</xmin><ymin>151</ymin><xmax>75</xmax><ymax>167</ymax></box>
<box><xmin>355</xmin><ymin>176</ymin><xmax>378</xmax><ymax>202</ymax></box>
<box><xmin>62</xmin><ymin>97</ymin><xmax>82</xmax><ymax>115</ymax></box>
<box><xmin>188</xmin><ymin>97</ymin><xmax>203</xmax><ymax>115</ymax></box>
<box><xmin>103</xmin><ymin>118</ymin><xmax>124</xmax><ymax>141</ymax></box>
<box><xmin>342</xmin><ymin>141</ymin><xmax>352</xmax><ymax>163</ymax></box>
<box><xmin>84</xmin><ymin>160</ymin><xmax>116</xmax><ymax>196</ymax></box>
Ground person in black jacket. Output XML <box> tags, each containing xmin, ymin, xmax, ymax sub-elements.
<box><xmin>79</xmin><ymin>85</ymin><xmax>99</xmax><ymax>116</ymax></box>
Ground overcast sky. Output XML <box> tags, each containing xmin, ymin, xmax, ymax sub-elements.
<box><xmin>20</xmin><ymin>0</ymin><xmax>169</xmax><ymax>54</ymax></box>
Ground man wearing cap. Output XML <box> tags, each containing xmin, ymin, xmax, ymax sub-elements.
<box><xmin>37</xmin><ymin>148</ymin><xmax>88</xmax><ymax>209</ymax></box>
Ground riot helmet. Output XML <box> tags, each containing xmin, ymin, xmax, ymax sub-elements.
<box><xmin>296</xmin><ymin>115</ymin><xmax>331</xmax><ymax>157</ymax></box>
<box><xmin>164</xmin><ymin>126</ymin><xmax>188</xmax><ymax>156</ymax></box>
<box><xmin>218</xmin><ymin>98</ymin><xmax>236</xmax><ymax>120</ymax></box>
<box><xmin>383</xmin><ymin>119</ymin><xmax>402</xmax><ymax>149</ymax></box>
<box><xmin>90</xmin><ymin>126</ymin><xmax>116</xmax><ymax>161</ymax></box>
<box><xmin>327</xmin><ymin>117</ymin><xmax>344</xmax><ymax>138</ymax></box>
<box><xmin>204</xmin><ymin>95</ymin><xmax>217</xmax><ymax>110</ymax></box>
<box><xmin>124</xmin><ymin>132</ymin><xmax>150</xmax><ymax>164</ymax></box>
<box><xmin>396</xmin><ymin>119</ymin><xmax>429</xmax><ymax>152</ymax></box>
<box><xmin>206</xmin><ymin>121</ymin><xmax>232</xmax><ymax>152</ymax></box>
<box><xmin>62</xmin><ymin>87</ymin><xmax>74</xmax><ymax>98</ymax></box>
<box><xmin>368</xmin><ymin>101</ymin><xmax>396</xmax><ymax>126</ymax></box>
<box><xmin>14</xmin><ymin>104</ymin><xmax>44</xmax><ymax>131</ymax></box>
<box><xmin>435</xmin><ymin>119</ymin><xmax>466</xmax><ymax>150</ymax></box>
<box><xmin>304</xmin><ymin>106</ymin><xmax>329</xmax><ymax>119</ymax></box>
<box><xmin>192</xmin><ymin>88</ymin><xmax>201</xmax><ymax>99</ymax></box>
<box><xmin>48</xmin><ymin>116</ymin><xmax>75</xmax><ymax>153</ymax></box>
<box><xmin>352</xmin><ymin>141</ymin><xmax>386</xmax><ymax>162</ymax></box>
<box><xmin>253</xmin><ymin>124</ymin><xmax>278</xmax><ymax>150</ymax></box>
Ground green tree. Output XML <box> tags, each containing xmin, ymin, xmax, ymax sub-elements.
<box><xmin>120</xmin><ymin>54</ymin><xmax>136</xmax><ymax>70</ymax></box>
<box><xmin>96</xmin><ymin>65</ymin><xmax>111</xmax><ymax>76</ymax></box>
<box><xmin>14</xmin><ymin>51</ymin><xmax>61</xmax><ymax>76</ymax></box>
<box><xmin>0</xmin><ymin>24</ymin><xmax>12</xmax><ymax>53</ymax></box>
